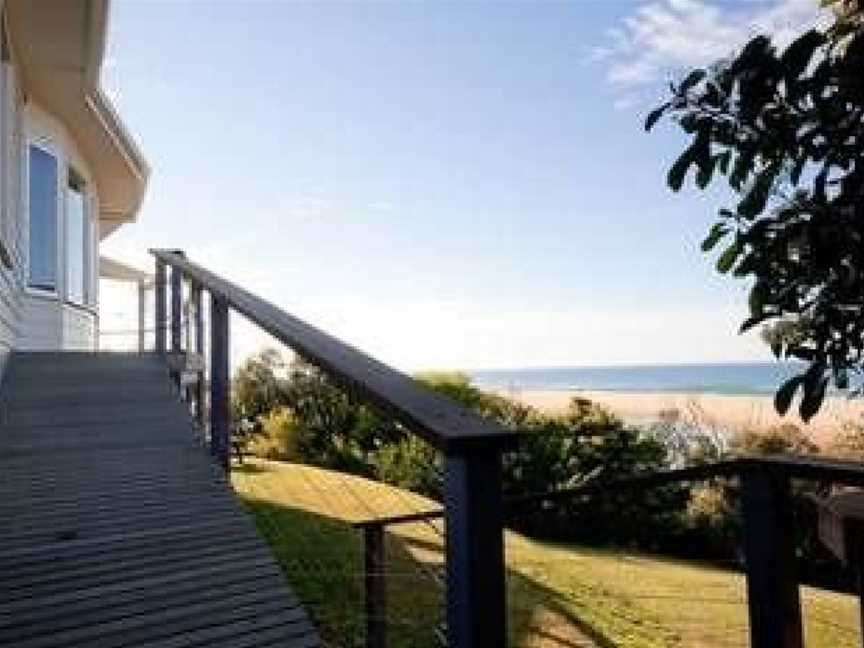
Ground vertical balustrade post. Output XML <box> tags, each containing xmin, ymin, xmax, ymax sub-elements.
<box><xmin>443</xmin><ymin>445</ymin><xmax>507</xmax><ymax>648</ymax></box>
<box><xmin>741</xmin><ymin>466</ymin><xmax>803</xmax><ymax>648</ymax></box>
<box><xmin>154</xmin><ymin>259</ymin><xmax>166</xmax><ymax>353</ymax></box>
<box><xmin>210</xmin><ymin>294</ymin><xmax>230</xmax><ymax>470</ymax></box>
<box><xmin>137</xmin><ymin>278</ymin><xmax>146</xmax><ymax>353</ymax></box>
<box><xmin>170</xmin><ymin>264</ymin><xmax>183</xmax><ymax>354</ymax></box>
<box><xmin>192</xmin><ymin>281</ymin><xmax>205</xmax><ymax>427</ymax></box>
<box><xmin>364</xmin><ymin>523</ymin><xmax>387</xmax><ymax>648</ymax></box>
<box><xmin>170</xmin><ymin>263</ymin><xmax>184</xmax><ymax>392</ymax></box>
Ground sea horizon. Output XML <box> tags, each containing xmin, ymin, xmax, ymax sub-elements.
<box><xmin>467</xmin><ymin>361</ymin><xmax>808</xmax><ymax>396</ymax></box>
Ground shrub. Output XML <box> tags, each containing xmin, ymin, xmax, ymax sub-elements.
<box><xmin>376</xmin><ymin>435</ymin><xmax>441</xmax><ymax>497</ymax></box>
<box><xmin>829</xmin><ymin>420</ymin><xmax>864</xmax><ymax>459</ymax></box>
<box><xmin>730</xmin><ymin>422</ymin><xmax>819</xmax><ymax>456</ymax></box>
<box><xmin>247</xmin><ymin>407</ymin><xmax>301</xmax><ymax>461</ymax></box>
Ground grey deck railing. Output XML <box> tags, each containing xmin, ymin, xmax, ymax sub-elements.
<box><xmin>150</xmin><ymin>248</ymin><xmax>517</xmax><ymax>648</ymax></box>
<box><xmin>356</xmin><ymin>455</ymin><xmax>864</xmax><ymax>648</ymax></box>
<box><xmin>149</xmin><ymin>248</ymin><xmax>864</xmax><ymax>648</ymax></box>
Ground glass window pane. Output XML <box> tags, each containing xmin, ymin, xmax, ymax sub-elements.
<box><xmin>28</xmin><ymin>146</ymin><xmax>57</xmax><ymax>290</ymax></box>
<box><xmin>67</xmin><ymin>172</ymin><xmax>86</xmax><ymax>304</ymax></box>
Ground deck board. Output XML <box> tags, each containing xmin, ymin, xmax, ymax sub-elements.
<box><xmin>0</xmin><ymin>352</ymin><xmax>320</xmax><ymax>647</ymax></box>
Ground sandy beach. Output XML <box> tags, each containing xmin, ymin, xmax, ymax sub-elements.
<box><xmin>505</xmin><ymin>389</ymin><xmax>864</xmax><ymax>447</ymax></box>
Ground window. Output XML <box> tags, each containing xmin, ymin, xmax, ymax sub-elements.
<box><xmin>66</xmin><ymin>169</ymin><xmax>87</xmax><ymax>304</ymax></box>
<box><xmin>28</xmin><ymin>145</ymin><xmax>57</xmax><ymax>291</ymax></box>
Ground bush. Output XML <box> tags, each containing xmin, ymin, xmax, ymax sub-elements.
<box><xmin>730</xmin><ymin>423</ymin><xmax>819</xmax><ymax>456</ymax></box>
<box><xmin>506</xmin><ymin>398</ymin><xmax>692</xmax><ymax>548</ymax></box>
<box><xmin>648</xmin><ymin>403</ymin><xmax>727</xmax><ymax>467</ymax></box>
<box><xmin>829</xmin><ymin>420</ymin><xmax>864</xmax><ymax>459</ymax></box>
<box><xmin>376</xmin><ymin>435</ymin><xmax>441</xmax><ymax>497</ymax></box>
<box><xmin>247</xmin><ymin>407</ymin><xmax>301</xmax><ymax>461</ymax></box>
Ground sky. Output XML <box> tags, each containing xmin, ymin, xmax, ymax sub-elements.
<box><xmin>98</xmin><ymin>0</ymin><xmax>825</xmax><ymax>371</ymax></box>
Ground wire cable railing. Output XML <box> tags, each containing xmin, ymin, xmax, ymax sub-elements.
<box><xmin>146</xmin><ymin>249</ymin><xmax>864</xmax><ymax>648</ymax></box>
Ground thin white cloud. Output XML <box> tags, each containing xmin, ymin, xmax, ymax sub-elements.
<box><xmin>598</xmin><ymin>0</ymin><xmax>826</xmax><ymax>90</ymax></box>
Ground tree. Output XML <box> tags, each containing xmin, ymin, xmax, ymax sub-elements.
<box><xmin>233</xmin><ymin>348</ymin><xmax>289</xmax><ymax>423</ymax></box>
<box><xmin>646</xmin><ymin>1</ymin><xmax>864</xmax><ymax>421</ymax></box>
<box><xmin>282</xmin><ymin>359</ymin><xmax>405</xmax><ymax>476</ymax></box>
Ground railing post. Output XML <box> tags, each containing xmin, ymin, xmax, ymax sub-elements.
<box><xmin>137</xmin><ymin>278</ymin><xmax>146</xmax><ymax>353</ymax></box>
<box><xmin>443</xmin><ymin>445</ymin><xmax>507</xmax><ymax>648</ymax></box>
<box><xmin>364</xmin><ymin>524</ymin><xmax>388</xmax><ymax>648</ymax></box>
<box><xmin>741</xmin><ymin>466</ymin><xmax>803</xmax><ymax>648</ymax></box>
<box><xmin>154</xmin><ymin>259</ymin><xmax>166</xmax><ymax>354</ymax></box>
<box><xmin>170</xmin><ymin>263</ymin><xmax>183</xmax><ymax>354</ymax></box>
<box><xmin>192</xmin><ymin>281</ymin><xmax>205</xmax><ymax>427</ymax></box>
<box><xmin>210</xmin><ymin>293</ymin><xmax>230</xmax><ymax>471</ymax></box>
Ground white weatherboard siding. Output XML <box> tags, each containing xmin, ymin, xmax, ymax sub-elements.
<box><xmin>0</xmin><ymin>0</ymin><xmax>148</xmax><ymax>372</ymax></box>
<box><xmin>18</xmin><ymin>102</ymin><xmax>100</xmax><ymax>351</ymax></box>
<box><xmin>0</xmin><ymin>51</ymin><xmax>24</xmax><ymax>373</ymax></box>
<box><xmin>62</xmin><ymin>303</ymin><xmax>97</xmax><ymax>350</ymax></box>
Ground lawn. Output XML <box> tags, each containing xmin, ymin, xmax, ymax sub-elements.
<box><xmin>232</xmin><ymin>459</ymin><xmax>860</xmax><ymax>648</ymax></box>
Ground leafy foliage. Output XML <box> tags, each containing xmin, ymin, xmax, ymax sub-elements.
<box><xmin>233</xmin><ymin>352</ymin><xmax>853</xmax><ymax>580</ymax></box>
<box><xmin>234</xmin><ymin>355</ymin><xmax>686</xmax><ymax>545</ymax></box>
<box><xmin>729</xmin><ymin>422</ymin><xmax>820</xmax><ymax>456</ymax></box>
<box><xmin>232</xmin><ymin>350</ymin><xmax>405</xmax><ymax>475</ymax></box>
<box><xmin>828</xmin><ymin>418</ymin><xmax>864</xmax><ymax>457</ymax></box>
<box><xmin>233</xmin><ymin>348</ymin><xmax>288</xmax><ymax>424</ymax></box>
<box><xmin>647</xmin><ymin>11</ymin><xmax>864</xmax><ymax>420</ymax></box>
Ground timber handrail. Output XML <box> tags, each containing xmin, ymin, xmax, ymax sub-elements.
<box><xmin>150</xmin><ymin>248</ymin><xmax>517</xmax><ymax>453</ymax></box>
<box><xmin>150</xmin><ymin>246</ymin><xmax>864</xmax><ymax>648</ymax></box>
<box><xmin>150</xmin><ymin>248</ymin><xmax>512</xmax><ymax>648</ymax></box>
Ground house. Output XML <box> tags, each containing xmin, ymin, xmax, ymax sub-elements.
<box><xmin>0</xmin><ymin>0</ymin><xmax>148</xmax><ymax>365</ymax></box>
<box><xmin>2</xmin><ymin>4</ymin><xmax>850</xmax><ymax>648</ymax></box>
<box><xmin>0</xmin><ymin>3</ymin><xmax>322</xmax><ymax>646</ymax></box>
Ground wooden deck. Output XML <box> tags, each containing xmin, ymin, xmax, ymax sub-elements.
<box><xmin>0</xmin><ymin>351</ymin><xmax>320</xmax><ymax>648</ymax></box>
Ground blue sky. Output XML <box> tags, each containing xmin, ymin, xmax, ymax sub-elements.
<box><xmin>99</xmin><ymin>0</ymin><xmax>822</xmax><ymax>371</ymax></box>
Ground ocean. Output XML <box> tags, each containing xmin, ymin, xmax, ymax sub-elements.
<box><xmin>469</xmin><ymin>362</ymin><xmax>807</xmax><ymax>396</ymax></box>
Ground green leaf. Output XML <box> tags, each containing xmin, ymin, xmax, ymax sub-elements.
<box><xmin>667</xmin><ymin>144</ymin><xmax>697</xmax><ymax>192</ymax></box>
<box><xmin>732</xmin><ymin>36</ymin><xmax>773</xmax><ymax>75</ymax></box>
<box><xmin>739</xmin><ymin>315</ymin><xmax>768</xmax><ymax>333</ymax></box>
<box><xmin>696</xmin><ymin>154</ymin><xmax>717</xmax><ymax>189</ymax></box>
<box><xmin>701</xmin><ymin>223</ymin><xmax>729</xmax><ymax>252</ymax></box>
<box><xmin>679</xmin><ymin>69</ymin><xmax>706</xmax><ymax>93</ymax></box>
<box><xmin>730</xmin><ymin>150</ymin><xmax>755</xmax><ymax>191</ymax></box>
<box><xmin>800</xmin><ymin>376</ymin><xmax>828</xmax><ymax>422</ymax></box>
<box><xmin>781</xmin><ymin>29</ymin><xmax>826</xmax><ymax>79</ymax></box>
<box><xmin>774</xmin><ymin>376</ymin><xmax>803</xmax><ymax>416</ymax></box>
<box><xmin>748</xmin><ymin>281</ymin><xmax>767</xmax><ymax>317</ymax></box>
<box><xmin>644</xmin><ymin>103</ymin><xmax>669</xmax><ymax>132</ymax></box>
<box><xmin>737</xmin><ymin>169</ymin><xmax>775</xmax><ymax>219</ymax></box>
<box><xmin>788</xmin><ymin>346</ymin><xmax>816</xmax><ymax>361</ymax></box>
<box><xmin>716</xmin><ymin>241</ymin><xmax>742</xmax><ymax>274</ymax></box>
<box><xmin>732</xmin><ymin>252</ymin><xmax>757</xmax><ymax>277</ymax></box>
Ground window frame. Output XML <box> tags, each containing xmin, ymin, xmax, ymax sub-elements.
<box><xmin>25</xmin><ymin>139</ymin><xmax>60</xmax><ymax>296</ymax></box>
<box><xmin>65</xmin><ymin>166</ymin><xmax>89</xmax><ymax>306</ymax></box>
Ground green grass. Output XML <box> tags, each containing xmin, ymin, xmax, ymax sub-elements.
<box><xmin>232</xmin><ymin>459</ymin><xmax>860</xmax><ymax>647</ymax></box>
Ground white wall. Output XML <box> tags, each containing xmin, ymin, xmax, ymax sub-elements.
<box><xmin>0</xmin><ymin>54</ymin><xmax>24</xmax><ymax>374</ymax></box>
<box><xmin>17</xmin><ymin>102</ymin><xmax>100</xmax><ymax>351</ymax></box>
